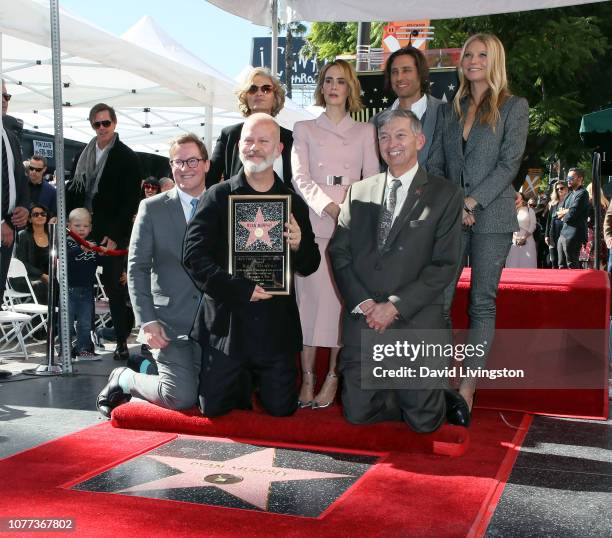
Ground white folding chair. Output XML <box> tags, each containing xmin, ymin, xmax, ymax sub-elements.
<box><xmin>0</xmin><ymin>310</ymin><xmax>33</xmax><ymax>360</ymax></box>
<box><xmin>6</xmin><ymin>258</ymin><xmax>48</xmax><ymax>343</ymax></box>
<box><xmin>94</xmin><ymin>266</ymin><xmax>111</xmax><ymax>328</ymax></box>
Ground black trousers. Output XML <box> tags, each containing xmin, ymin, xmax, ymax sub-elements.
<box><xmin>0</xmin><ymin>242</ymin><xmax>12</xmax><ymax>299</ymax></box>
<box><xmin>557</xmin><ymin>235</ymin><xmax>582</xmax><ymax>269</ymax></box>
<box><xmin>198</xmin><ymin>343</ymin><xmax>298</xmax><ymax>418</ymax></box>
<box><xmin>99</xmin><ymin>254</ymin><xmax>131</xmax><ymax>344</ymax></box>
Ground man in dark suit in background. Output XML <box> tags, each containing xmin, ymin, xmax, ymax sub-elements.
<box><xmin>1</xmin><ymin>80</ymin><xmax>29</xmax><ymax>378</ymax></box>
<box><xmin>557</xmin><ymin>167</ymin><xmax>589</xmax><ymax>269</ymax></box>
<box><xmin>183</xmin><ymin>113</ymin><xmax>320</xmax><ymax>418</ymax></box>
<box><xmin>69</xmin><ymin>103</ymin><xmax>141</xmax><ymax>359</ymax></box>
<box><xmin>329</xmin><ymin>109</ymin><xmax>469</xmax><ymax>432</ymax></box>
<box><xmin>371</xmin><ymin>46</ymin><xmax>442</xmax><ymax>170</ymax></box>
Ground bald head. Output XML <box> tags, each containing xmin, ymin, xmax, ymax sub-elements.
<box><xmin>242</xmin><ymin>113</ymin><xmax>280</xmax><ymax>143</ymax></box>
<box><xmin>239</xmin><ymin>113</ymin><xmax>283</xmax><ymax>175</ymax></box>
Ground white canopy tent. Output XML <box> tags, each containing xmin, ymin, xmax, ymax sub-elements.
<box><xmin>1</xmin><ymin>6</ymin><xmax>313</xmax><ymax>154</ymax></box>
<box><xmin>208</xmin><ymin>0</ymin><xmax>608</xmax><ymax>24</ymax></box>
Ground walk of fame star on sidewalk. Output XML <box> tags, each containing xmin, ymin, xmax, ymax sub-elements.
<box><xmin>117</xmin><ymin>448</ymin><xmax>353</xmax><ymax>511</ymax></box>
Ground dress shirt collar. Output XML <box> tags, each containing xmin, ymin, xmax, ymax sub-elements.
<box><xmin>387</xmin><ymin>162</ymin><xmax>419</xmax><ymax>191</ymax></box>
<box><xmin>390</xmin><ymin>93</ymin><xmax>428</xmax><ymax>120</ymax></box>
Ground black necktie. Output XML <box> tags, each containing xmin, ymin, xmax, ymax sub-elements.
<box><xmin>1</xmin><ymin>137</ymin><xmax>10</xmax><ymax>218</ymax></box>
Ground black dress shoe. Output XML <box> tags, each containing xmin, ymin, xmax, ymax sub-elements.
<box><xmin>113</xmin><ymin>342</ymin><xmax>129</xmax><ymax>361</ymax></box>
<box><xmin>444</xmin><ymin>389</ymin><xmax>471</xmax><ymax>427</ymax></box>
<box><xmin>97</xmin><ymin>367</ymin><xmax>132</xmax><ymax>419</ymax></box>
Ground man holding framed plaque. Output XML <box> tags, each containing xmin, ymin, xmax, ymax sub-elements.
<box><xmin>183</xmin><ymin>113</ymin><xmax>320</xmax><ymax>418</ymax></box>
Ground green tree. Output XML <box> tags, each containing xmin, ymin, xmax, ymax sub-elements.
<box><xmin>303</xmin><ymin>22</ymin><xmax>385</xmax><ymax>65</ymax></box>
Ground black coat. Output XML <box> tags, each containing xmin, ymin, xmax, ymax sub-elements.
<box><xmin>183</xmin><ymin>172</ymin><xmax>320</xmax><ymax>356</ymax></box>
<box><xmin>68</xmin><ymin>136</ymin><xmax>141</xmax><ymax>246</ymax></box>
<box><xmin>207</xmin><ymin>122</ymin><xmax>294</xmax><ymax>189</ymax></box>
<box><xmin>2</xmin><ymin>127</ymin><xmax>29</xmax><ymax>222</ymax></box>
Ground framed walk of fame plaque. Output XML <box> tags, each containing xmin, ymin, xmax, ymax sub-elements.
<box><xmin>229</xmin><ymin>195</ymin><xmax>291</xmax><ymax>295</ymax></box>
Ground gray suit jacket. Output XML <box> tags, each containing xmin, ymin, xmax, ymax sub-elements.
<box><xmin>427</xmin><ymin>95</ymin><xmax>529</xmax><ymax>234</ymax></box>
<box><xmin>371</xmin><ymin>94</ymin><xmax>443</xmax><ymax>170</ymax></box>
<box><xmin>128</xmin><ymin>188</ymin><xmax>201</xmax><ymax>339</ymax></box>
<box><xmin>329</xmin><ymin>167</ymin><xmax>463</xmax><ymax>343</ymax></box>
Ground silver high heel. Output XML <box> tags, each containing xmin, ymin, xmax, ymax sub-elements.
<box><xmin>312</xmin><ymin>372</ymin><xmax>338</xmax><ymax>409</ymax></box>
<box><xmin>298</xmin><ymin>370</ymin><xmax>316</xmax><ymax>408</ymax></box>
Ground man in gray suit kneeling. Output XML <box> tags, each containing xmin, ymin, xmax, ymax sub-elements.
<box><xmin>329</xmin><ymin>109</ymin><xmax>470</xmax><ymax>432</ymax></box>
<box><xmin>97</xmin><ymin>133</ymin><xmax>207</xmax><ymax>418</ymax></box>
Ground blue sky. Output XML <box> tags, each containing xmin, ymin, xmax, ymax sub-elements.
<box><xmin>59</xmin><ymin>0</ymin><xmax>270</xmax><ymax>78</ymax></box>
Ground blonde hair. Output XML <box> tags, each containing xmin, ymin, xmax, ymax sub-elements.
<box><xmin>236</xmin><ymin>67</ymin><xmax>285</xmax><ymax>118</ymax></box>
<box><xmin>549</xmin><ymin>182</ymin><xmax>570</xmax><ymax>209</ymax></box>
<box><xmin>314</xmin><ymin>60</ymin><xmax>363</xmax><ymax>113</ymax></box>
<box><xmin>586</xmin><ymin>183</ymin><xmax>610</xmax><ymax>210</ymax></box>
<box><xmin>453</xmin><ymin>33</ymin><xmax>510</xmax><ymax>129</ymax></box>
<box><xmin>68</xmin><ymin>207</ymin><xmax>92</xmax><ymax>223</ymax></box>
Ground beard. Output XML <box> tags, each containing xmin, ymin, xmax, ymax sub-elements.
<box><xmin>240</xmin><ymin>151</ymin><xmax>277</xmax><ymax>174</ymax></box>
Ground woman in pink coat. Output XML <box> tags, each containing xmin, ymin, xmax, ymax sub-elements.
<box><xmin>292</xmin><ymin>59</ymin><xmax>379</xmax><ymax>408</ymax></box>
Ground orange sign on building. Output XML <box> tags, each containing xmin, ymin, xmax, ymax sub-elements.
<box><xmin>383</xmin><ymin>21</ymin><xmax>432</xmax><ymax>53</ymax></box>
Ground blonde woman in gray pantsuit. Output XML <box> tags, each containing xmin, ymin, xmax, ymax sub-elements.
<box><xmin>427</xmin><ymin>33</ymin><xmax>529</xmax><ymax>413</ymax></box>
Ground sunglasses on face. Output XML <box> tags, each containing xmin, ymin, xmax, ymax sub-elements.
<box><xmin>31</xmin><ymin>211</ymin><xmax>47</xmax><ymax>217</ymax></box>
<box><xmin>29</xmin><ymin>166</ymin><xmax>44</xmax><ymax>172</ymax></box>
<box><xmin>143</xmin><ymin>184</ymin><xmax>158</xmax><ymax>190</ymax></box>
<box><xmin>92</xmin><ymin>120</ymin><xmax>112</xmax><ymax>129</ymax></box>
<box><xmin>2</xmin><ymin>93</ymin><xmax>11</xmax><ymax>102</ymax></box>
<box><xmin>247</xmin><ymin>84</ymin><xmax>273</xmax><ymax>95</ymax></box>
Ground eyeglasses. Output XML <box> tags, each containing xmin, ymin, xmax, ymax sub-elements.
<box><xmin>92</xmin><ymin>120</ymin><xmax>112</xmax><ymax>129</ymax></box>
<box><xmin>29</xmin><ymin>166</ymin><xmax>44</xmax><ymax>173</ymax></box>
<box><xmin>143</xmin><ymin>183</ymin><xmax>158</xmax><ymax>190</ymax></box>
<box><xmin>2</xmin><ymin>93</ymin><xmax>11</xmax><ymax>102</ymax></box>
<box><xmin>566</xmin><ymin>175</ymin><xmax>578</xmax><ymax>181</ymax></box>
<box><xmin>31</xmin><ymin>211</ymin><xmax>47</xmax><ymax>217</ymax></box>
<box><xmin>169</xmin><ymin>158</ymin><xmax>205</xmax><ymax>169</ymax></box>
<box><xmin>247</xmin><ymin>84</ymin><xmax>274</xmax><ymax>95</ymax></box>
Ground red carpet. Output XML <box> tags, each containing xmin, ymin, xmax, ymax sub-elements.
<box><xmin>0</xmin><ymin>410</ymin><xmax>531</xmax><ymax>537</ymax></box>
